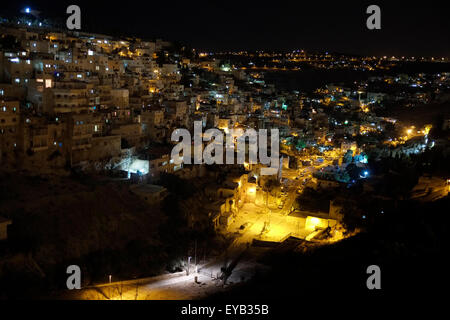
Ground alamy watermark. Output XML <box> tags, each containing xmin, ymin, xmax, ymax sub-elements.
<box><xmin>63</xmin><ymin>5</ymin><xmax>379</xmax><ymax>31</ymax></box>
<box><xmin>171</xmin><ymin>121</ymin><xmax>280</xmax><ymax>175</ymax></box>
<box><xmin>366</xmin><ymin>265</ymin><xmax>381</xmax><ymax>289</ymax></box>
<box><xmin>366</xmin><ymin>5</ymin><xmax>381</xmax><ymax>30</ymax></box>
<box><xmin>66</xmin><ymin>5</ymin><xmax>81</xmax><ymax>30</ymax></box>
<box><xmin>66</xmin><ymin>265</ymin><xmax>81</xmax><ymax>290</ymax></box>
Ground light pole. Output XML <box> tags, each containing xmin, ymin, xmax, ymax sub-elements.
<box><xmin>194</xmin><ymin>240</ymin><xmax>197</xmax><ymax>273</ymax></box>
<box><xmin>187</xmin><ymin>256</ymin><xmax>192</xmax><ymax>276</ymax></box>
<box><xmin>108</xmin><ymin>274</ymin><xmax>112</xmax><ymax>299</ymax></box>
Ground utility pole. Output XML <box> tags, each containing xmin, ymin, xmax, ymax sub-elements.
<box><xmin>134</xmin><ymin>282</ymin><xmax>139</xmax><ymax>300</ymax></box>
<box><xmin>194</xmin><ymin>239</ymin><xmax>197</xmax><ymax>273</ymax></box>
<box><xmin>187</xmin><ymin>256</ymin><xmax>191</xmax><ymax>276</ymax></box>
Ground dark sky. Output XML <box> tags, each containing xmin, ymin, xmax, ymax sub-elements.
<box><xmin>3</xmin><ymin>1</ymin><xmax>450</xmax><ymax>57</ymax></box>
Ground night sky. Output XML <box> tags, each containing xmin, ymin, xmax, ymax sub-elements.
<box><xmin>2</xmin><ymin>1</ymin><xmax>449</xmax><ymax>57</ymax></box>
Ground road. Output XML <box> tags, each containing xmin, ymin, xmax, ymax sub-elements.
<box><xmin>66</xmin><ymin>162</ymin><xmax>329</xmax><ymax>300</ymax></box>
<box><xmin>65</xmin><ymin>270</ymin><xmax>237</xmax><ymax>300</ymax></box>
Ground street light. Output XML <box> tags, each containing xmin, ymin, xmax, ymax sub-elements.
<box><xmin>194</xmin><ymin>240</ymin><xmax>197</xmax><ymax>273</ymax></box>
<box><xmin>187</xmin><ymin>256</ymin><xmax>192</xmax><ymax>276</ymax></box>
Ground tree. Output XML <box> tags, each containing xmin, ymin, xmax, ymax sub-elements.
<box><xmin>261</xmin><ymin>177</ymin><xmax>281</xmax><ymax>206</ymax></box>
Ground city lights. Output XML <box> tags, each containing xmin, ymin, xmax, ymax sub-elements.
<box><xmin>0</xmin><ymin>2</ymin><xmax>448</xmax><ymax>305</ymax></box>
